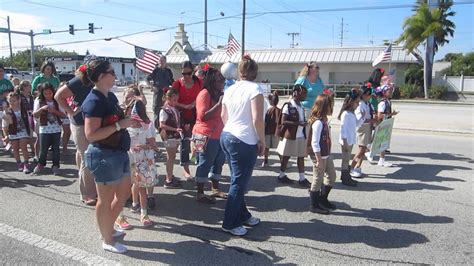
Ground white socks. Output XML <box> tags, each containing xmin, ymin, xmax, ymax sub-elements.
<box><xmin>298</xmin><ymin>172</ymin><xmax>306</xmax><ymax>181</ymax></box>
<box><xmin>141</xmin><ymin>208</ymin><xmax>147</xmax><ymax>216</ymax></box>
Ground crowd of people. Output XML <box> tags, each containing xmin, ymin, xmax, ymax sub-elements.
<box><xmin>0</xmin><ymin>55</ymin><xmax>398</xmax><ymax>253</ymax></box>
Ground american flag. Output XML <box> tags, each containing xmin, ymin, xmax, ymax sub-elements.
<box><xmin>135</xmin><ymin>46</ymin><xmax>161</xmax><ymax>74</ymax></box>
<box><xmin>226</xmin><ymin>33</ymin><xmax>241</xmax><ymax>57</ymax></box>
<box><xmin>372</xmin><ymin>44</ymin><xmax>392</xmax><ymax>67</ymax></box>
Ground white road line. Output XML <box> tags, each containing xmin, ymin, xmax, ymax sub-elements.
<box><xmin>0</xmin><ymin>223</ymin><xmax>119</xmax><ymax>265</ymax></box>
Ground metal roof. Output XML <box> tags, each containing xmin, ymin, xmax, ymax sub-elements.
<box><xmin>166</xmin><ymin>45</ymin><xmax>418</xmax><ymax>65</ymax></box>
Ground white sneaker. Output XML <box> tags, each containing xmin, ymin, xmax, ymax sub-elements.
<box><xmin>222</xmin><ymin>226</ymin><xmax>248</xmax><ymax>236</ymax></box>
<box><xmin>102</xmin><ymin>242</ymin><xmax>127</xmax><ymax>253</ymax></box>
<box><xmin>112</xmin><ymin>229</ymin><xmax>126</xmax><ymax>238</ymax></box>
<box><xmin>365</xmin><ymin>152</ymin><xmax>376</xmax><ymax>164</ymax></box>
<box><xmin>378</xmin><ymin>159</ymin><xmax>392</xmax><ymax>167</ymax></box>
<box><xmin>243</xmin><ymin>216</ymin><xmax>261</xmax><ymax>226</ymax></box>
<box><xmin>350</xmin><ymin>169</ymin><xmax>362</xmax><ymax>178</ymax></box>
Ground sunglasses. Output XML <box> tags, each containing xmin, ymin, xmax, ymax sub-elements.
<box><xmin>182</xmin><ymin>72</ymin><xmax>193</xmax><ymax>76</ymax></box>
<box><xmin>105</xmin><ymin>69</ymin><xmax>115</xmax><ymax>76</ymax></box>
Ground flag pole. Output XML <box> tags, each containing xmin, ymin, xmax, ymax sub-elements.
<box><xmin>388</xmin><ymin>41</ymin><xmax>392</xmax><ymax>76</ymax></box>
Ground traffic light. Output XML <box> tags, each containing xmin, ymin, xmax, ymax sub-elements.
<box><xmin>69</xmin><ymin>25</ymin><xmax>74</xmax><ymax>35</ymax></box>
<box><xmin>88</xmin><ymin>23</ymin><xmax>94</xmax><ymax>34</ymax></box>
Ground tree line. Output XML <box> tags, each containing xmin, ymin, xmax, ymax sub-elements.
<box><xmin>0</xmin><ymin>47</ymin><xmax>77</xmax><ymax>72</ymax></box>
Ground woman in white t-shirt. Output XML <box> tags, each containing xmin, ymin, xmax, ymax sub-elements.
<box><xmin>220</xmin><ymin>55</ymin><xmax>265</xmax><ymax>236</ymax></box>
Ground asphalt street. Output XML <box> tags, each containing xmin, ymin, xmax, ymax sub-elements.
<box><xmin>0</xmin><ymin>88</ymin><xmax>473</xmax><ymax>264</ymax></box>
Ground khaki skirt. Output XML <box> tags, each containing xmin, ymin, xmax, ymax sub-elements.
<box><xmin>276</xmin><ymin>137</ymin><xmax>307</xmax><ymax>157</ymax></box>
<box><xmin>357</xmin><ymin>123</ymin><xmax>372</xmax><ymax>147</ymax></box>
<box><xmin>265</xmin><ymin>134</ymin><xmax>279</xmax><ymax>149</ymax></box>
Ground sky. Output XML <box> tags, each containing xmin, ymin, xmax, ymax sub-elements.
<box><xmin>0</xmin><ymin>0</ymin><xmax>473</xmax><ymax>61</ymax></box>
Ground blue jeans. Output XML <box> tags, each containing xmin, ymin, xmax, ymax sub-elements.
<box><xmin>180</xmin><ymin>138</ymin><xmax>190</xmax><ymax>165</ymax></box>
<box><xmin>195</xmin><ymin>138</ymin><xmax>225</xmax><ymax>183</ymax></box>
<box><xmin>220</xmin><ymin>132</ymin><xmax>257</xmax><ymax>230</ymax></box>
<box><xmin>39</xmin><ymin>132</ymin><xmax>61</xmax><ymax>167</ymax></box>
<box><xmin>84</xmin><ymin>145</ymin><xmax>131</xmax><ymax>185</ymax></box>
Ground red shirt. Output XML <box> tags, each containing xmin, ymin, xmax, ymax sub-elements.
<box><xmin>172</xmin><ymin>78</ymin><xmax>203</xmax><ymax>122</ymax></box>
<box><xmin>192</xmin><ymin>89</ymin><xmax>224</xmax><ymax>140</ymax></box>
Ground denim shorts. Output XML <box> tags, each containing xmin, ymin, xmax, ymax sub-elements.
<box><xmin>84</xmin><ymin>144</ymin><xmax>131</xmax><ymax>185</ymax></box>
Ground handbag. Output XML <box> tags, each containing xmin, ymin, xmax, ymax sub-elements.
<box><xmin>192</xmin><ymin>133</ymin><xmax>209</xmax><ymax>153</ymax></box>
<box><xmin>96</xmin><ymin>104</ymin><xmax>125</xmax><ymax>149</ymax></box>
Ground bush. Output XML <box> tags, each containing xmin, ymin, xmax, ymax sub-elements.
<box><xmin>399</xmin><ymin>84</ymin><xmax>421</xmax><ymax>98</ymax></box>
<box><xmin>429</xmin><ymin>85</ymin><xmax>448</xmax><ymax>100</ymax></box>
<box><xmin>391</xmin><ymin>86</ymin><xmax>401</xmax><ymax>99</ymax></box>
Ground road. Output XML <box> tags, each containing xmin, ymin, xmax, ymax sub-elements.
<box><xmin>1</xmin><ymin>127</ymin><xmax>473</xmax><ymax>264</ymax></box>
<box><xmin>1</xmin><ymin>87</ymin><xmax>473</xmax><ymax>264</ymax></box>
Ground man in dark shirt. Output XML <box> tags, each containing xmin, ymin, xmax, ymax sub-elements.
<box><xmin>147</xmin><ymin>56</ymin><xmax>173</xmax><ymax>120</ymax></box>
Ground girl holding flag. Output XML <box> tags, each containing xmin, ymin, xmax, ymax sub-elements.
<box><xmin>125</xmin><ymin>88</ymin><xmax>157</xmax><ymax>227</ymax></box>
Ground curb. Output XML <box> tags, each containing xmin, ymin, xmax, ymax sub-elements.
<box><xmin>278</xmin><ymin>95</ymin><xmax>473</xmax><ymax>106</ymax></box>
<box><xmin>328</xmin><ymin>120</ymin><xmax>473</xmax><ymax>135</ymax></box>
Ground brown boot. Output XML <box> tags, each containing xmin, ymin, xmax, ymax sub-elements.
<box><xmin>309</xmin><ymin>190</ymin><xmax>329</xmax><ymax>214</ymax></box>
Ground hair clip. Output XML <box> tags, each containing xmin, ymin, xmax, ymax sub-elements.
<box><xmin>366</xmin><ymin>82</ymin><xmax>372</xmax><ymax>88</ymax></box>
<box><xmin>243</xmin><ymin>54</ymin><xmax>252</xmax><ymax>60</ymax></box>
<box><xmin>202</xmin><ymin>63</ymin><xmax>210</xmax><ymax>71</ymax></box>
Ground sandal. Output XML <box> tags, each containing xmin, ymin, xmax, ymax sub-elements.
<box><xmin>210</xmin><ymin>190</ymin><xmax>228</xmax><ymax>199</ymax></box>
<box><xmin>196</xmin><ymin>194</ymin><xmax>216</xmax><ymax>204</ymax></box>
<box><xmin>82</xmin><ymin>198</ymin><xmax>97</xmax><ymax>206</ymax></box>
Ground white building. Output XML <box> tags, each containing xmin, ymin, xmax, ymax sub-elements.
<box><xmin>44</xmin><ymin>55</ymin><xmax>136</xmax><ymax>82</ymax></box>
<box><xmin>165</xmin><ymin>24</ymin><xmax>420</xmax><ymax>87</ymax></box>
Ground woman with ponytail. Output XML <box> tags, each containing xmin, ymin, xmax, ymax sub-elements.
<box><xmin>80</xmin><ymin>60</ymin><xmax>133</xmax><ymax>253</ymax></box>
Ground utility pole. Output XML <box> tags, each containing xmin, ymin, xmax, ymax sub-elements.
<box><xmin>241</xmin><ymin>0</ymin><xmax>246</xmax><ymax>57</ymax></box>
<box><xmin>7</xmin><ymin>16</ymin><xmax>12</xmax><ymax>58</ymax></box>
<box><xmin>30</xmin><ymin>30</ymin><xmax>34</xmax><ymax>75</ymax></box>
<box><xmin>287</xmin><ymin>32</ymin><xmax>300</xmax><ymax>48</ymax></box>
<box><xmin>204</xmin><ymin>0</ymin><xmax>208</xmax><ymax>49</ymax></box>
<box><xmin>340</xmin><ymin>18</ymin><xmax>344</xmax><ymax>47</ymax></box>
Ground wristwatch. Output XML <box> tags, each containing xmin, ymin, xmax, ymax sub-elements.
<box><xmin>115</xmin><ymin>122</ymin><xmax>121</xmax><ymax>131</ymax></box>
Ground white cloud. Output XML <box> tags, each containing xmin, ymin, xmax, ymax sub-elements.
<box><xmin>0</xmin><ymin>10</ymin><xmax>48</xmax><ymax>57</ymax></box>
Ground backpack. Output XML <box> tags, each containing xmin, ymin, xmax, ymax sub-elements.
<box><xmin>275</xmin><ymin>102</ymin><xmax>299</xmax><ymax>138</ymax></box>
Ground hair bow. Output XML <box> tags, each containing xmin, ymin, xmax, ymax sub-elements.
<box><xmin>243</xmin><ymin>54</ymin><xmax>252</xmax><ymax>60</ymax></box>
<box><xmin>79</xmin><ymin>64</ymin><xmax>88</xmax><ymax>73</ymax></box>
<box><xmin>348</xmin><ymin>88</ymin><xmax>359</xmax><ymax>99</ymax></box>
<box><xmin>323</xmin><ymin>88</ymin><xmax>333</xmax><ymax>96</ymax></box>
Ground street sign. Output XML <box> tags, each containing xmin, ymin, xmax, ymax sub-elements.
<box><xmin>0</xmin><ymin>27</ymin><xmax>9</xmax><ymax>33</ymax></box>
<box><xmin>42</xmin><ymin>29</ymin><xmax>51</xmax><ymax>34</ymax></box>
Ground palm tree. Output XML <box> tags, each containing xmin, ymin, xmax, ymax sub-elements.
<box><xmin>398</xmin><ymin>0</ymin><xmax>455</xmax><ymax>99</ymax></box>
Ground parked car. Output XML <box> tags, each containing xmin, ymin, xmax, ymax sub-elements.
<box><xmin>3</xmin><ymin>68</ymin><xmax>33</xmax><ymax>81</ymax></box>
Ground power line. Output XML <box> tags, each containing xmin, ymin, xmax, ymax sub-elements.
<box><xmin>3</xmin><ymin>2</ymin><xmax>472</xmax><ymax>51</ymax></box>
<box><xmin>246</xmin><ymin>1</ymin><xmax>474</xmax><ymax>16</ymax></box>
<box><xmin>21</xmin><ymin>0</ymin><xmax>168</xmax><ymax>27</ymax></box>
